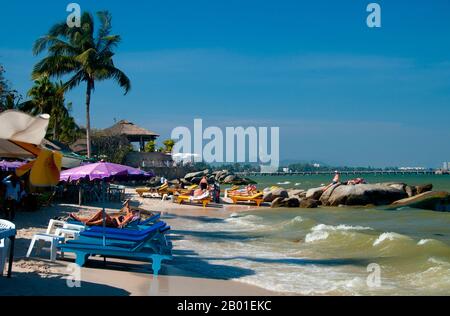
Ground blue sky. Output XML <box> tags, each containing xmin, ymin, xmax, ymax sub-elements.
<box><xmin>1</xmin><ymin>0</ymin><xmax>450</xmax><ymax>167</ymax></box>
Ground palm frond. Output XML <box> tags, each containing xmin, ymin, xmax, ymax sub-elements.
<box><xmin>32</xmin><ymin>56</ymin><xmax>80</xmax><ymax>79</ymax></box>
<box><xmin>63</xmin><ymin>71</ymin><xmax>85</xmax><ymax>92</ymax></box>
<box><xmin>96</xmin><ymin>11</ymin><xmax>112</xmax><ymax>42</ymax></box>
<box><xmin>96</xmin><ymin>66</ymin><xmax>131</xmax><ymax>94</ymax></box>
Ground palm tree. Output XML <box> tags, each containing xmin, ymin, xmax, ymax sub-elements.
<box><xmin>20</xmin><ymin>75</ymin><xmax>80</xmax><ymax>143</ymax></box>
<box><xmin>32</xmin><ymin>11</ymin><xmax>131</xmax><ymax>157</ymax></box>
<box><xmin>22</xmin><ymin>76</ymin><xmax>57</xmax><ymax>115</ymax></box>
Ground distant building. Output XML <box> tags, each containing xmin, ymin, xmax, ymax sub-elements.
<box><xmin>70</xmin><ymin>120</ymin><xmax>160</xmax><ymax>155</ymax></box>
<box><xmin>70</xmin><ymin>138</ymin><xmax>88</xmax><ymax>156</ymax></box>
<box><xmin>444</xmin><ymin>162</ymin><xmax>449</xmax><ymax>170</ymax></box>
<box><xmin>103</xmin><ymin>120</ymin><xmax>160</xmax><ymax>152</ymax></box>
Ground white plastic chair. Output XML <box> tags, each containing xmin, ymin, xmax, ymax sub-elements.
<box><xmin>26</xmin><ymin>219</ymin><xmax>84</xmax><ymax>262</ymax></box>
<box><xmin>0</xmin><ymin>219</ymin><xmax>16</xmax><ymax>278</ymax></box>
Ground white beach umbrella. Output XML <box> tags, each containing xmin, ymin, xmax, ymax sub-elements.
<box><xmin>0</xmin><ymin>110</ymin><xmax>50</xmax><ymax>158</ymax></box>
<box><xmin>0</xmin><ymin>110</ymin><xmax>50</xmax><ymax>144</ymax></box>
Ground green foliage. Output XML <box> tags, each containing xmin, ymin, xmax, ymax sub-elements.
<box><xmin>144</xmin><ymin>140</ymin><xmax>156</xmax><ymax>153</ymax></box>
<box><xmin>163</xmin><ymin>139</ymin><xmax>175</xmax><ymax>153</ymax></box>
<box><xmin>19</xmin><ymin>75</ymin><xmax>81</xmax><ymax>144</ymax></box>
<box><xmin>90</xmin><ymin>131</ymin><xmax>132</xmax><ymax>164</ymax></box>
<box><xmin>0</xmin><ymin>64</ymin><xmax>21</xmax><ymax>112</ymax></box>
<box><xmin>32</xmin><ymin>11</ymin><xmax>131</xmax><ymax>157</ymax></box>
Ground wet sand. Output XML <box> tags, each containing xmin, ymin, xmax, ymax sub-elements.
<box><xmin>0</xmin><ymin>189</ymin><xmax>279</xmax><ymax>296</ymax></box>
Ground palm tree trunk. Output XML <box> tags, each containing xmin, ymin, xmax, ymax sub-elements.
<box><xmin>85</xmin><ymin>80</ymin><xmax>92</xmax><ymax>158</ymax></box>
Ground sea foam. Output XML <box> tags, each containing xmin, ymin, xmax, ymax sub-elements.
<box><xmin>373</xmin><ymin>232</ymin><xmax>405</xmax><ymax>246</ymax></box>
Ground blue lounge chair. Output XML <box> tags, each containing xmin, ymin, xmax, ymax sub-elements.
<box><xmin>58</xmin><ymin>228</ymin><xmax>172</xmax><ymax>276</ymax></box>
<box><xmin>64</xmin><ymin>232</ymin><xmax>171</xmax><ymax>255</ymax></box>
<box><xmin>77</xmin><ymin>222</ymin><xmax>172</xmax><ymax>252</ymax></box>
<box><xmin>68</xmin><ymin>213</ymin><xmax>161</xmax><ymax>230</ymax></box>
<box><xmin>86</xmin><ymin>220</ymin><xmax>167</xmax><ymax>237</ymax></box>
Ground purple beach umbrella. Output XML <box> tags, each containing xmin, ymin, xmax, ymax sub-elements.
<box><xmin>60</xmin><ymin>162</ymin><xmax>153</xmax><ymax>182</ymax></box>
<box><xmin>0</xmin><ymin>160</ymin><xmax>26</xmax><ymax>171</ymax></box>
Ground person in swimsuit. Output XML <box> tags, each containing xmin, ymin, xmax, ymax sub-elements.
<box><xmin>69</xmin><ymin>200</ymin><xmax>140</xmax><ymax>228</ymax></box>
<box><xmin>228</xmin><ymin>185</ymin><xmax>257</xmax><ymax>197</ymax></box>
<box><xmin>323</xmin><ymin>171</ymin><xmax>341</xmax><ymax>192</ymax></box>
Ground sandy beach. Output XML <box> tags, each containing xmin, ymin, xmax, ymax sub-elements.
<box><xmin>0</xmin><ymin>188</ymin><xmax>279</xmax><ymax>296</ymax></box>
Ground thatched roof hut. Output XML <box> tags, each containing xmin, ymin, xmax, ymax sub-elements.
<box><xmin>103</xmin><ymin>120</ymin><xmax>159</xmax><ymax>151</ymax></box>
<box><xmin>104</xmin><ymin>120</ymin><xmax>159</xmax><ymax>140</ymax></box>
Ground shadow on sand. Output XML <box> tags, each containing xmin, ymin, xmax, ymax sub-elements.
<box><xmin>0</xmin><ymin>270</ymin><xmax>130</xmax><ymax>296</ymax></box>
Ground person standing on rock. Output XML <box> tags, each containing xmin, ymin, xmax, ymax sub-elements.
<box><xmin>332</xmin><ymin>171</ymin><xmax>340</xmax><ymax>184</ymax></box>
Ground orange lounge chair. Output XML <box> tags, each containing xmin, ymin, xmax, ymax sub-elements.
<box><xmin>230</xmin><ymin>192</ymin><xmax>264</xmax><ymax>207</ymax></box>
<box><xmin>176</xmin><ymin>194</ymin><xmax>211</xmax><ymax>208</ymax></box>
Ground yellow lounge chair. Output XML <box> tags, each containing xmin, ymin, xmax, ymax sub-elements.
<box><xmin>136</xmin><ymin>182</ymin><xmax>169</xmax><ymax>197</ymax></box>
<box><xmin>176</xmin><ymin>195</ymin><xmax>211</xmax><ymax>208</ymax></box>
<box><xmin>168</xmin><ymin>184</ymin><xmax>198</xmax><ymax>195</ymax></box>
<box><xmin>230</xmin><ymin>192</ymin><xmax>264</xmax><ymax>207</ymax></box>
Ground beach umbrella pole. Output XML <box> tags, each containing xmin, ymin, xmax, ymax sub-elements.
<box><xmin>102</xmin><ymin>180</ymin><xmax>106</xmax><ymax>247</ymax></box>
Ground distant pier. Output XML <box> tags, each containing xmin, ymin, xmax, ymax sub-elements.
<box><xmin>235</xmin><ymin>170</ymin><xmax>438</xmax><ymax>177</ymax></box>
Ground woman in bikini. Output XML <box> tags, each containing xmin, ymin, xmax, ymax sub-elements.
<box><xmin>228</xmin><ymin>185</ymin><xmax>257</xmax><ymax>197</ymax></box>
<box><xmin>70</xmin><ymin>200</ymin><xmax>141</xmax><ymax>228</ymax></box>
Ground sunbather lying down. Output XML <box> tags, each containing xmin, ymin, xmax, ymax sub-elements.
<box><xmin>228</xmin><ymin>185</ymin><xmax>258</xmax><ymax>197</ymax></box>
<box><xmin>346</xmin><ymin>178</ymin><xmax>367</xmax><ymax>185</ymax></box>
<box><xmin>69</xmin><ymin>200</ymin><xmax>141</xmax><ymax>228</ymax></box>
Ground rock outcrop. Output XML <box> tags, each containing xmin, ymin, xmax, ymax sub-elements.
<box><xmin>320</xmin><ymin>184</ymin><xmax>408</xmax><ymax>206</ymax></box>
<box><xmin>263</xmin><ymin>187</ymin><xmax>289</xmax><ymax>202</ymax></box>
<box><xmin>300</xmin><ymin>199</ymin><xmax>319</xmax><ymax>208</ymax></box>
<box><xmin>390</xmin><ymin>191</ymin><xmax>450</xmax><ymax>212</ymax></box>
<box><xmin>180</xmin><ymin>169</ymin><xmax>256</xmax><ymax>186</ymax></box>
<box><xmin>305</xmin><ymin>186</ymin><xmax>326</xmax><ymax>200</ymax></box>
<box><xmin>264</xmin><ymin>182</ymin><xmax>439</xmax><ymax>210</ymax></box>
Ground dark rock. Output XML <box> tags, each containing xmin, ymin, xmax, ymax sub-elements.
<box><xmin>223</xmin><ymin>175</ymin><xmax>237</xmax><ymax>184</ymax></box>
<box><xmin>180</xmin><ymin>178</ymin><xmax>190</xmax><ymax>185</ymax></box>
<box><xmin>386</xmin><ymin>183</ymin><xmax>406</xmax><ymax>192</ymax></box>
<box><xmin>415</xmin><ymin>184</ymin><xmax>433</xmax><ymax>195</ymax></box>
<box><xmin>319</xmin><ymin>183</ymin><xmax>341</xmax><ymax>205</ymax></box>
<box><xmin>271</xmin><ymin>197</ymin><xmax>286</xmax><ymax>208</ymax></box>
<box><xmin>405</xmin><ymin>185</ymin><xmax>417</xmax><ymax>197</ymax></box>
<box><xmin>286</xmin><ymin>197</ymin><xmax>301</xmax><ymax>208</ymax></box>
<box><xmin>306</xmin><ymin>187</ymin><xmax>326</xmax><ymax>200</ymax></box>
<box><xmin>300</xmin><ymin>199</ymin><xmax>319</xmax><ymax>208</ymax></box>
<box><xmin>190</xmin><ymin>177</ymin><xmax>202</xmax><ymax>185</ymax></box>
<box><xmin>243</xmin><ymin>178</ymin><xmax>257</xmax><ymax>185</ymax></box>
<box><xmin>184</xmin><ymin>170</ymin><xmax>207</xmax><ymax>181</ymax></box>
<box><xmin>263</xmin><ymin>188</ymin><xmax>289</xmax><ymax>202</ymax></box>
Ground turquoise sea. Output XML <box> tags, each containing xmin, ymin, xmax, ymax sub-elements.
<box><xmin>175</xmin><ymin>174</ymin><xmax>450</xmax><ymax>295</ymax></box>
